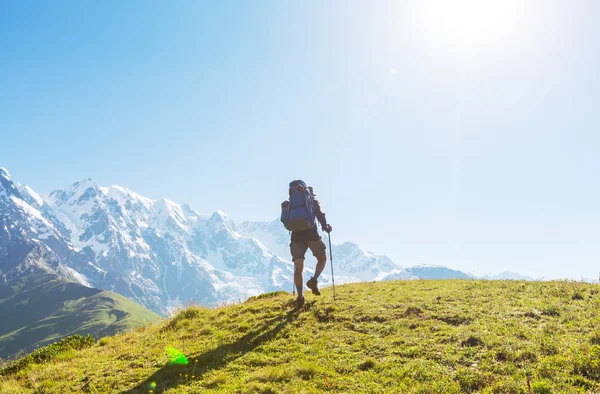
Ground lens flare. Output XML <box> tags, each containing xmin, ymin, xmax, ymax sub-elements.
<box><xmin>166</xmin><ymin>347</ymin><xmax>188</xmax><ymax>365</ymax></box>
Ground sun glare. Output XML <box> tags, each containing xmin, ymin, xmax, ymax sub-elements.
<box><xmin>417</xmin><ymin>0</ymin><xmax>530</xmax><ymax>53</ymax></box>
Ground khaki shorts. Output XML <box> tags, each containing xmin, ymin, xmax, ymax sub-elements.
<box><xmin>290</xmin><ymin>240</ymin><xmax>327</xmax><ymax>262</ymax></box>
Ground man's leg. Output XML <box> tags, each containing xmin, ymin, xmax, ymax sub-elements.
<box><xmin>313</xmin><ymin>254</ymin><xmax>327</xmax><ymax>281</ymax></box>
<box><xmin>306</xmin><ymin>240</ymin><xmax>327</xmax><ymax>295</ymax></box>
<box><xmin>290</xmin><ymin>242</ymin><xmax>309</xmax><ymax>302</ymax></box>
<box><xmin>294</xmin><ymin>259</ymin><xmax>305</xmax><ymax>298</ymax></box>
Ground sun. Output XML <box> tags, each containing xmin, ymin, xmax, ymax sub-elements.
<box><xmin>416</xmin><ymin>0</ymin><xmax>530</xmax><ymax>53</ymax></box>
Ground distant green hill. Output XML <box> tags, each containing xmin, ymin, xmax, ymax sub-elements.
<box><xmin>2</xmin><ymin>280</ymin><xmax>600</xmax><ymax>393</ymax></box>
<box><xmin>0</xmin><ymin>272</ymin><xmax>159</xmax><ymax>359</ymax></box>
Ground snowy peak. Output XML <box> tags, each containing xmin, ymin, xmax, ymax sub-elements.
<box><xmin>48</xmin><ymin>178</ymin><xmax>100</xmax><ymax>206</ymax></box>
<box><xmin>205</xmin><ymin>210</ymin><xmax>238</xmax><ymax>233</ymax></box>
<box><xmin>0</xmin><ymin>167</ymin><xmax>11</xmax><ymax>181</ymax></box>
<box><xmin>101</xmin><ymin>185</ymin><xmax>153</xmax><ymax>209</ymax></box>
<box><xmin>0</xmin><ymin>167</ymin><xmax>20</xmax><ymax>198</ymax></box>
<box><xmin>330</xmin><ymin>242</ymin><xmax>402</xmax><ymax>280</ymax></box>
<box><xmin>181</xmin><ymin>203</ymin><xmax>203</xmax><ymax>227</ymax></box>
<box><xmin>0</xmin><ymin>172</ymin><xmax>57</xmax><ymax>241</ymax></box>
<box><xmin>211</xmin><ymin>209</ymin><xmax>231</xmax><ymax>222</ymax></box>
<box><xmin>336</xmin><ymin>241</ymin><xmax>362</xmax><ymax>253</ymax></box>
<box><xmin>152</xmin><ymin>198</ymin><xmax>190</xmax><ymax>233</ymax></box>
<box><xmin>19</xmin><ymin>185</ymin><xmax>44</xmax><ymax>209</ymax></box>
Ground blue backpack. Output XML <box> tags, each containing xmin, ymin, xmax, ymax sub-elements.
<box><xmin>281</xmin><ymin>180</ymin><xmax>317</xmax><ymax>232</ymax></box>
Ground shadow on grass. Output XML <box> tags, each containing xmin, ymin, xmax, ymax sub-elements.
<box><xmin>121</xmin><ymin>303</ymin><xmax>303</xmax><ymax>393</ymax></box>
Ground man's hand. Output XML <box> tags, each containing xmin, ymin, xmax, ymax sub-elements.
<box><xmin>323</xmin><ymin>224</ymin><xmax>332</xmax><ymax>233</ymax></box>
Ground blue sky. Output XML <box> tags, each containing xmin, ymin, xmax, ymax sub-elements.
<box><xmin>2</xmin><ymin>1</ymin><xmax>599</xmax><ymax>279</ymax></box>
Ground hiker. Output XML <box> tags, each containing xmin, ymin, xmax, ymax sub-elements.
<box><xmin>281</xmin><ymin>180</ymin><xmax>332</xmax><ymax>307</ymax></box>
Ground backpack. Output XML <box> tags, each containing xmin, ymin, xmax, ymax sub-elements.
<box><xmin>281</xmin><ymin>180</ymin><xmax>317</xmax><ymax>232</ymax></box>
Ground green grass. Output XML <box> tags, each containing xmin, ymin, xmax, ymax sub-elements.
<box><xmin>1</xmin><ymin>334</ymin><xmax>96</xmax><ymax>376</ymax></box>
<box><xmin>2</xmin><ymin>279</ymin><xmax>600</xmax><ymax>393</ymax></box>
<box><xmin>0</xmin><ymin>273</ymin><xmax>159</xmax><ymax>358</ymax></box>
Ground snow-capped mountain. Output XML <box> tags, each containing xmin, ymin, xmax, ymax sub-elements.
<box><xmin>1</xmin><ymin>167</ymin><xmax>533</xmax><ymax>316</ymax></box>
<box><xmin>1</xmin><ymin>169</ymin><xmax>276</xmax><ymax>314</ymax></box>
<box><xmin>38</xmin><ymin>178</ymin><xmax>296</xmax><ymax>313</ymax></box>
<box><xmin>0</xmin><ymin>169</ymin><xmax>92</xmax><ymax>286</ymax></box>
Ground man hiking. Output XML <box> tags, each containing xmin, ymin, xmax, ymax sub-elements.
<box><xmin>281</xmin><ymin>180</ymin><xmax>332</xmax><ymax>307</ymax></box>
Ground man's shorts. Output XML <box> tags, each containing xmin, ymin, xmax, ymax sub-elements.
<box><xmin>290</xmin><ymin>240</ymin><xmax>327</xmax><ymax>262</ymax></box>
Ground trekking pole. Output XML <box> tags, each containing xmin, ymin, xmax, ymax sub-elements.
<box><xmin>290</xmin><ymin>230</ymin><xmax>295</xmax><ymax>297</ymax></box>
<box><xmin>328</xmin><ymin>232</ymin><xmax>336</xmax><ymax>301</ymax></box>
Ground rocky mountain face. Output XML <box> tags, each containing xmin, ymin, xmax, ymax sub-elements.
<box><xmin>0</xmin><ymin>169</ymin><xmax>159</xmax><ymax>358</ymax></box>
<box><xmin>2</xmin><ymin>167</ymin><xmax>521</xmax><ymax>316</ymax></box>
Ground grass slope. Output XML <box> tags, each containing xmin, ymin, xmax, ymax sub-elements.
<box><xmin>0</xmin><ymin>273</ymin><xmax>159</xmax><ymax>358</ymax></box>
<box><xmin>2</xmin><ymin>280</ymin><xmax>600</xmax><ymax>393</ymax></box>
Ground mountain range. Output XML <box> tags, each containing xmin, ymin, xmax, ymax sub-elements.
<box><xmin>1</xmin><ymin>167</ymin><xmax>533</xmax><ymax>320</ymax></box>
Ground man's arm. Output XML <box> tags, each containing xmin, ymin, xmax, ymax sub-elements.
<box><xmin>313</xmin><ymin>199</ymin><xmax>331</xmax><ymax>232</ymax></box>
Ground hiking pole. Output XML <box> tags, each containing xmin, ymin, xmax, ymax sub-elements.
<box><xmin>290</xmin><ymin>229</ymin><xmax>295</xmax><ymax>297</ymax></box>
<box><xmin>328</xmin><ymin>232</ymin><xmax>336</xmax><ymax>301</ymax></box>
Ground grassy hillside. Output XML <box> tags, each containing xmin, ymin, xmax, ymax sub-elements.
<box><xmin>2</xmin><ymin>280</ymin><xmax>600</xmax><ymax>393</ymax></box>
<box><xmin>0</xmin><ymin>273</ymin><xmax>159</xmax><ymax>358</ymax></box>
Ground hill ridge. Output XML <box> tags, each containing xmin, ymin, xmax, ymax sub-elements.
<box><xmin>2</xmin><ymin>279</ymin><xmax>600</xmax><ymax>393</ymax></box>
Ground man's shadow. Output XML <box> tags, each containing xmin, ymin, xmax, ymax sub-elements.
<box><xmin>122</xmin><ymin>302</ymin><xmax>304</xmax><ymax>393</ymax></box>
